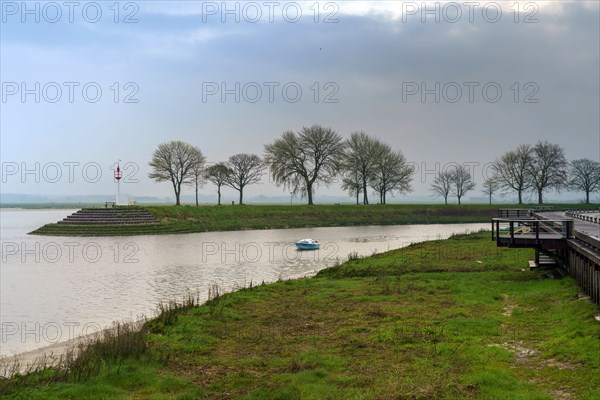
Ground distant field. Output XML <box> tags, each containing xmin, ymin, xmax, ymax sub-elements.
<box><xmin>29</xmin><ymin>203</ymin><xmax>599</xmax><ymax>236</ymax></box>
<box><xmin>0</xmin><ymin>203</ymin><xmax>102</xmax><ymax>209</ymax></box>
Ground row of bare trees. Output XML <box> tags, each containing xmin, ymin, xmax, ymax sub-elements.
<box><xmin>148</xmin><ymin>125</ymin><xmax>415</xmax><ymax>205</ymax></box>
<box><xmin>430</xmin><ymin>141</ymin><xmax>599</xmax><ymax>205</ymax></box>
<box><xmin>339</xmin><ymin>132</ymin><xmax>414</xmax><ymax>205</ymax></box>
<box><xmin>148</xmin><ymin>134</ymin><xmax>598</xmax><ymax>206</ymax></box>
<box><xmin>490</xmin><ymin>141</ymin><xmax>599</xmax><ymax>204</ymax></box>
<box><xmin>264</xmin><ymin>127</ymin><xmax>414</xmax><ymax>205</ymax></box>
<box><xmin>431</xmin><ymin>165</ymin><xmax>476</xmax><ymax>205</ymax></box>
<box><xmin>149</xmin><ymin>142</ymin><xmax>263</xmax><ymax>206</ymax></box>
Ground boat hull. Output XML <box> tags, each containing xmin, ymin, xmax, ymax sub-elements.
<box><xmin>295</xmin><ymin>243</ymin><xmax>320</xmax><ymax>250</ymax></box>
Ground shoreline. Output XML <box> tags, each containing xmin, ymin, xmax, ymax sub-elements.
<box><xmin>2</xmin><ymin>231</ymin><xmax>599</xmax><ymax>398</ymax></box>
<box><xmin>30</xmin><ymin>203</ymin><xmax>503</xmax><ymax>236</ymax></box>
<box><xmin>0</xmin><ymin>269</ymin><xmax>321</xmax><ymax>377</ymax></box>
<box><xmin>0</xmin><ymin>320</ymin><xmax>146</xmax><ymax>378</ymax></box>
<box><xmin>28</xmin><ymin>203</ymin><xmax>599</xmax><ymax>237</ymax></box>
<box><xmin>1</xmin><ymin>223</ymin><xmax>487</xmax><ymax>369</ymax></box>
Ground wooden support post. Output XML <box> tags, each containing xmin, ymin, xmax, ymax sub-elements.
<box><xmin>510</xmin><ymin>221</ymin><xmax>514</xmax><ymax>244</ymax></box>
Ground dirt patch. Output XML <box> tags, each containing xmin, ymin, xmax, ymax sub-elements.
<box><xmin>488</xmin><ymin>341</ymin><xmax>577</xmax><ymax>399</ymax></box>
<box><xmin>552</xmin><ymin>388</ymin><xmax>575</xmax><ymax>400</ymax></box>
<box><xmin>502</xmin><ymin>294</ymin><xmax>516</xmax><ymax>317</ymax></box>
<box><xmin>502</xmin><ymin>340</ymin><xmax>540</xmax><ymax>362</ymax></box>
<box><xmin>489</xmin><ymin>341</ymin><xmax>576</xmax><ymax>370</ymax></box>
<box><xmin>577</xmin><ymin>293</ymin><xmax>592</xmax><ymax>302</ymax></box>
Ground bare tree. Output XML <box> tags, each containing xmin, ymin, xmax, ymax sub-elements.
<box><xmin>264</xmin><ymin>125</ymin><xmax>345</xmax><ymax>205</ymax></box>
<box><xmin>342</xmin><ymin>132</ymin><xmax>379</xmax><ymax>204</ymax></box>
<box><xmin>492</xmin><ymin>144</ymin><xmax>533</xmax><ymax>204</ymax></box>
<box><xmin>450</xmin><ymin>164</ymin><xmax>476</xmax><ymax>205</ymax></box>
<box><xmin>341</xmin><ymin>169</ymin><xmax>362</xmax><ymax>205</ymax></box>
<box><xmin>148</xmin><ymin>140</ymin><xmax>199</xmax><ymax>206</ymax></box>
<box><xmin>205</xmin><ymin>162</ymin><xmax>231</xmax><ymax>205</ymax></box>
<box><xmin>369</xmin><ymin>143</ymin><xmax>414</xmax><ymax>204</ymax></box>
<box><xmin>527</xmin><ymin>141</ymin><xmax>567</xmax><ymax>204</ymax></box>
<box><xmin>431</xmin><ymin>170</ymin><xmax>453</xmax><ymax>204</ymax></box>
<box><xmin>224</xmin><ymin>154</ymin><xmax>264</xmax><ymax>205</ymax></box>
<box><xmin>482</xmin><ymin>177</ymin><xmax>500</xmax><ymax>205</ymax></box>
<box><xmin>569</xmin><ymin>158</ymin><xmax>600</xmax><ymax>204</ymax></box>
<box><xmin>186</xmin><ymin>147</ymin><xmax>207</xmax><ymax>206</ymax></box>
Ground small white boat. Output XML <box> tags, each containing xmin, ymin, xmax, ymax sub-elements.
<box><xmin>295</xmin><ymin>238</ymin><xmax>320</xmax><ymax>250</ymax></box>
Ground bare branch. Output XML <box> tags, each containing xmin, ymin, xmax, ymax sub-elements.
<box><xmin>492</xmin><ymin>144</ymin><xmax>533</xmax><ymax>204</ymax></box>
<box><xmin>431</xmin><ymin>170</ymin><xmax>453</xmax><ymax>205</ymax></box>
<box><xmin>223</xmin><ymin>153</ymin><xmax>264</xmax><ymax>205</ymax></box>
<box><xmin>527</xmin><ymin>141</ymin><xmax>568</xmax><ymax>204</ymax></box>
<box><xmin>569</xmin><ymin>158</ymin><xmax>600</xmax><ymax>204</ymax></box>
<box><xmin>148</xmin><ymin>140</ymin><xmax>204</xmax><ymax>206</ymax></box>
<box><xmin>264</xmin><ymin>125</ymin><xmax>345</xmax><ymax>205</ymax></box>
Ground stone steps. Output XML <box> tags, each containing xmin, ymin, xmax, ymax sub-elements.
<box><xmin>59</xmin><ymin>207</ymin><xmax>159</xmax><ymax>225</ymax></box>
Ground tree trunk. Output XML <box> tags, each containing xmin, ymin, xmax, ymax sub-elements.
<box><xmin>518</xmin><ymin>190</ymin><xmax>523</xmax><ymax>205</ymax></box>
<box><xmin>239</xmin><ymin>188</ymin><xmax>243</xmax><ymax>205</ymax></box>
<box><xmin>444</xmin><ymin>196</ymin><xmax>448</xmax><ymax>205</ymax></box>
<box><xmin>173</xmin><ymin>181</ymin><xmax>180</xmax><ymax>206</ymax></box>
<box><xmin>356</xmin><ymin>191</ymin><xmax>359</xmax><ymax>205</ymax></box>
<box><xmin>489</xmin><ymin>193</ymin><xmax>492</xmax><ymax>205</ymax></box>
<box><xmin>195</xmin><ymin>186</ymin><xmax>199</xmax><ymax>206</ymax></box>
<box><xmin>175</xmin><ymin>186</ymin><xmax>181</xmax><ymax>206</ymax></box>
<box><xmin>307</xmin><ymin>184</ymin><xmax>314</xmax><ymax>205</ymax></box>
<box><xmin>457</xmin><ymin>195</ymin><xmax>461</xmax><ymax>205</ymax></box>
<box><xmin>537</xmin><ymin>189</ymin><xmax>543</xmax><ymax>204</ymax></box>
<box><xmin>176</xmin><ymin>181</ymin><xmax>183</xmax><ymax>206</ymax></box>
<box><xmin>362</xmin><ymin>179</ymin><xmax>368</xmax><ymax>205</ymax></box>
<box><xmin>585</xmin><ymin>191</ymin><xmax>590</xmax><ymax>204</ymax></box>
<box><xmin>217</xmin><ymin>186</ymin><xmax>221</xmax><ymax>205</ymax></box>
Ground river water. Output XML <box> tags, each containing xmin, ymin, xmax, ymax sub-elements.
<box><xmin>0</xmin><ymin>209</ymin><xmax>487</xmax><ymax>356</ymax></box>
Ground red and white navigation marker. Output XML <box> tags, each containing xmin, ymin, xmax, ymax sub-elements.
<box><xmin>115</xmin><ymin>162</ymin><xmax>123</xmax><ymax>205</ymax></box>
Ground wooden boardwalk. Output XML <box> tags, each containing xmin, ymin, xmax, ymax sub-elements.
<box><xmin>492</xmin><ymin>209</ymin><xmax>600</xmax><ymax>305</ymax></box>
<box><xmin>536</xmin><ymin>211</ymin><xmax>599</xmax><ymax>240</ymax></box>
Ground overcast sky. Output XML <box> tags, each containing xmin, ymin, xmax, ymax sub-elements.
<box><xmin>1</xmin><ymin>1</ymin><xmax>599</xmax><ymax>203</ymax></box>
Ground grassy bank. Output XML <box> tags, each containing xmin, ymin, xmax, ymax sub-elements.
<box><xmin>2</xmin><ymin>232</ymin><xmax>599</xmax><ymax>399</ymax></box>
<box><xmin>30</xmin><ymin>203</ymin><xmax>597</xmax><ymax>236</ymax></box>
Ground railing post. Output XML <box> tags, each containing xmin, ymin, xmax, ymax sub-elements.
<box><xmin>535</xmin><ymin>220</ymin><xmax>540</xmax><ymax>245</ymax></box>
<box><xmin>494</xmin><ymin>220</ymin><xmax>500</xmax><ymax>241</ymax></box>
<box><xmin>510</xmin><ymin>221</ymin><xmax>514</xmax><ymax>244</ymax></box>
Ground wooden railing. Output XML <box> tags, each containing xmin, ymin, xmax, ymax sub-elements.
<box><xmin>565</xmin><ymin>209</ymin><xmax>600</xmax><ymax>224</ymax></box>
<box><xmin>492</xmin><ymin>218</ymin><xmax>574</xmax><ymax>245</ymax></box>
<box><xmin>497</xmin><ymin>208</ymin><xmax>532</xmax><ymax>218</ymax></box>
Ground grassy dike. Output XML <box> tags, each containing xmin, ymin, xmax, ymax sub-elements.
<box><xmin>29</xmin><ymin>203</ymin><xmax>596</xmax><ymax>236</ymax></box>
<box><xmin>2</xmin><ymin>232</ymin><xmax>599</xmax><ymax>399</ymax></box>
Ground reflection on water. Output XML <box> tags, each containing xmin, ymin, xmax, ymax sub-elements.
<box><xmin>0</xmin><ymin>209</ymin><xmax>487</xmax><ymax>355</ymax></box>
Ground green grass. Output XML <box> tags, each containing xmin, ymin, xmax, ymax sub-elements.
<box><xmin>2</xmin><ymin>232</ymin><xmax>599</xmax><ymax>399</ymax></box>
<box><xmin>30</xmin><ymin>203</ymin><xmax>598</xmax><ymax>236</ymax></box>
